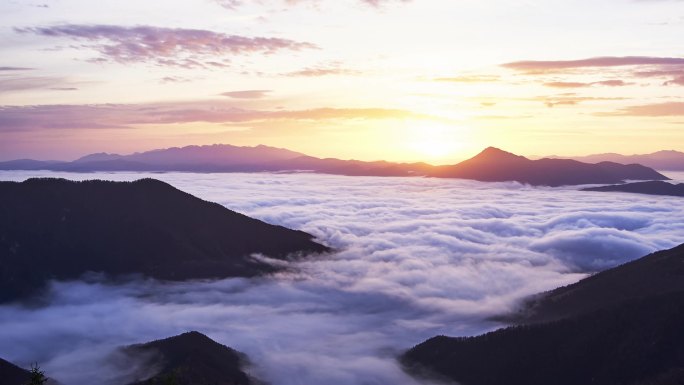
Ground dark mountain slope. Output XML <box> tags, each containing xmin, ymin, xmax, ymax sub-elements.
<box><xmin>0</xmin><ymin>357</ymin><xmax>31</xmax><ymax>385</ymax></box>
<box><xmin>509</xmin><ymin>243</ymin><xmax>684</xmax><ymax>323</ymax></box>
<box><xmin>583</xmin><ymin>181</ymin><xmax>684</xmax><ymax>197</ymax></box>
<box><xmin>431</xmin><ymin>147</ymin><xmax>668</xmax><ymax>186</ymax></box>
<box><xmin>401</xmin><ymin>290</ymin><xmax>684</xmax><ymax>385</ymax></box>
<box><xmin>125</xmin><ymin>331</ymin><xmax>255</xmax><ymax>385</ymax></box>
<box><xmin>0</xmin><ymin>178</ymin><xmax>329</xmax><ymax>302</ymax></box>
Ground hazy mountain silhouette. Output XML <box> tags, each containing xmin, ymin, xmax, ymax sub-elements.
<box><xmin>124</xmin><ymin>331</ymin><xmax>256</xmax><ymax>385</ymax></box>
<box><xmin>0</xmin><ymin>357</ymin><xmax>31</xmax><ymax>385</ymax></box>
<box><xmin>0</xmin><ymin>178</ymin><xmax>329</xmax><ymax>302</ymax></box>
<box><xmin>0</xmin><ymin>144</ymin><xmax>669</xmax><ymax>186</ymax></box>
<box><xmin>401</xmin><ymin>243</ymin><xmax>684</xmax><ymax>385</ymax></box>
<box><xmin>431</xmin><ymin>147</ymin><xmax>668</xmax><ymax>186</ymax></box>
<box><xmin>559</xmin><ymin>150</ymin><xmax>684</xmax><ymax>171</ymax></box>
<box><xmin>583</xmin><ymin>181</ymin><xmax>684</xmax><ymax>197</ymax></box>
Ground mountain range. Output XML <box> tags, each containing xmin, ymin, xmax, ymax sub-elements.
<box><xmin>0</xmin><ymin>144</ymin><xmax>670</xmax><ymax>186</ymax></box>
<box><xmin>401</xmin><ymin>243</ymin><xmax>684</xmax><ymax>385</ymax></box>
<box><xmin>0</xmin><ymin>178</ymin><xmax>329</xmax><ymax>303</ymax></box>
<box><xmin>549</xmin><ymin>150</ymin><xmax>684</xmax><ymax>171</ymax></box>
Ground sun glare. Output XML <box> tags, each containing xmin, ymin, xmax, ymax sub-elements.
<box><xmin>408</xmin><ymin>122</ymin><xmax>462</xmax><ymax>162</ymax></box>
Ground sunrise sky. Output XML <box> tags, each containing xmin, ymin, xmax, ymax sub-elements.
<box><xmin>1</xmin><ymin>0</ymin><xmax>683</xmax><ymax>163</ymax></box>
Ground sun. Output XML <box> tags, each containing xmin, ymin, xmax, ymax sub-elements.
<box><xmin>407</xmin><ymin>122</ymin><xmax>461</xmax><ymax>162</ymax></box>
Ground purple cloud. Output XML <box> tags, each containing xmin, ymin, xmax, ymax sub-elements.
<box><xmin>15</xmin><ymin>24</ymin><xmax>317</xmax><ymax>68</ymax></box>
<box><xmin>502</xmin><ymin>56</ymin><xmax>684</xmax><ymax>73</ymax></box>
<box><xmin>284</xmin><ymin>63</ymin><xmax>360</xmax><ymax>77</ymax></box>
<box><xmin>0</xmin><ymin>66</ymin><xmax>34</xmax><ymax>71</ymax></box>
<box><xmin>599</xmin><ymin>102</ymin><xmax>684</xmax><ymax>116</ymax></box>
<box><xmin>0</xmin><ymin>102</ymin><xmax>434</xmax><ymax>131</ymax></box>
<box><xmin>543</xmin><ymin>80</ymin><xmax>631</xmax><ymax>88</ymax></box>
<box><xmin>215</xmin><ymin>0</ymin><xmax>411</xmax><ymax>9</ymax></box>
<box><xmin>221</xmin><ymin>90</ymin><xmax>272</xmax><ymax>99</ymax></box>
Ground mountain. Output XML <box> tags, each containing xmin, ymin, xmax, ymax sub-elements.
<box><xmin>431</xmin><ymin>147</ymin><xmax>668</xmax><ymax>186</ymax></box>
<box><xmin>560</xmin><ymin>150</ymin><xmax>684</xmax><ymax>171</ymax></box>
<box><xmin>0</xmin><ymin>178</ymin><xmax>329</xmax><ymax>302</ymax></box>
<box><xmin>401</xmin><ymin>291</ymin><xmax>684</xmax><ymax>385</ymax></box>
<box><xmin>507</xmin><ymin>243</ymin><xmax>684</xmax><ymax>323</ymax></box>
<box><xmin>0</xmin><ymin>357</ymin><xmax>31</xmax><ymax>385</ymax></box>
<box><xmin>0</xmin><ymin>144</ymin><xmax>669</xmax><ymax>185</ymax></box>
<box><xmin>583</xmin><ymin>181</ymin><xmax>684</xmax><ymax>197</ymax></box>
<box><xmin>400</xmin><ymin>243</ymin><xmax>684</xmax><ymax>385</ymax></box>
<box><xmin>124</xmin><ymin>331</ymin><xmax>256</xmax><ymax>385</ymax></box>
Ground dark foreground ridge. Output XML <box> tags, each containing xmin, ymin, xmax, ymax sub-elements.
<box><xmin>583</xmin><ymin>180</ymin><xmax>684</xmax><ymax>197</ymax></box>
<box><xmin>401</xmin><ymin>243</ymin><xmax>684</xmax><ymax>385</ymax></box>
<box><xmin>0</xmin><ymin>178</ymin><xmax>329</xmax><ymax>302</ymax></box>
<box><xmin>0</xmin><ymin>357</ymin><xmax>31</xmax><ymax>385</ymax></box>
<box><xmin>509</xmin><ymin>243</ymin><xmax>684</xmax><ymax>324</ymax></box>
<box><xmin>0</xmin><ymin>144</ymin><xmax>669</xmax><ymax>186</ymax></box>
<box><xmin>124</xmin><ymin>331</ymin><xmax>256</xmax><ymax>385</ymax></box>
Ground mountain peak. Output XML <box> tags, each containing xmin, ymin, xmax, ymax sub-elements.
<box><xmin>471</xmin><ymin>147</ymin><xmax>528</xmax><ymax>162</ymax></box>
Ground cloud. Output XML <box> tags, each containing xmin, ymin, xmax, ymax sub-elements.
<box><xmin>502</xmin><ymin>56</ymin><xmax>684</xmax><ymax>73</ymax></box>
<box><xmin>284</xmin><ymin>63</ymin><xmax>360</xmax><ymax>77</ymax></box>
<box><xmin>0</xmin><ymin>172</ymin><xmax>682</xmax><ymax>385</ymax></box>
<box><xmin>433</xmin><ymin>75</ymin><xmax>500</xmax><ymax>83</ymax></box>
<box><xmin>543</xmin><ymin>80</ymin><xmax>631</xmax><ymax>88</ymax></box>
<box><xmin>532</xmin><ymin>94</ymin><xmax>626</xmax><ymax>108</ymax></box>
<box><xmin>15</xmin><ymin>25</ymin><xmax>317</xmax><ymax>68</ymax></box>
<box><xmin>221</xmin><ymin>90</ymin><xmax>272</xmax><ymax>99</ymax></box>
<box><xmin>599</xmin><ymin>101</ymin><xmax>684</xmax><ymax>116</ymax></box>
<box><xmin>0</xmin><ymin>66</ymin><xmax>34</xmax><ymax>71</ymax></box>
<box><xmin>0</xmin><ymin>102</ymin><xmax>435</xmax><ymax>131</ymax></box>
<box><xmin>664</xmin><ymin>76</ymin><xmax>684</xmax><ymax>86</ymax></box>
<box><xmin>0</xmin><ymin>76</ymin><xmax>73</xmax><ymax>93</ymax></box>
<box><xmin>214</xmin><ymin>0</ymin><xmax>411</xmax><ymax>9</ymax></box>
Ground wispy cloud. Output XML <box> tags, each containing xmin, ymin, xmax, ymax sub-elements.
<box><xmin>284</xmin><ymin>62</ymin><xmax>360</xmax><ymax>77</ymax></box>
<box><xmin>0</xmin><ymin>102</ymin><xmax>435</xmax><ymax>131</ymax></box>
<box><xmin>15</xmin><ymin>25</ymin><xmax>317</xmax><ymax>69</ymax></box>
<box><xmin>433</xmin><ymin>75</ymin><xmax>500</xmax><ymax>83</ymax></box>
<box><xmin>599</xmin><ymin>102</ymin><xmax>684</xmax><ymax>116</ymax></box>
<box><xmin>214</xmin><ymin>0</ymin><xmax>412</xmax><ymax>9</ymax></box>
<box><xmin>221</xmin><ymin>90</ymin><xmax>272</xmax><ymax>99</ymax></box>
<box><xmin>0</xmin><ymin>66</ymin><xmax>34</xmax><ymax>71</ymax></box>
<box><xmin>502</xmin><ymin>56</ymin><xmax>684</xmax><ymax>73</ymax></box>
<box><xmin>543</xmin><ymin>80</ymin><xmax>631</xmax><ymax>88</ymax></box>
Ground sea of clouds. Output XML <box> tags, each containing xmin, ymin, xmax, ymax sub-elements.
<box><xmin>0</xmin><ymin>170</ymin><xmax>683</xmax><ymax>385</ymax></box>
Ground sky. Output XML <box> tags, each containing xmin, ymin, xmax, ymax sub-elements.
<box><xmin>1</xmin><ymin>170</ymin><xmax>683</xmax><ymax>385</ymax></box>
<box><xmin>1</xmin><ymin>0</ymin><xmax>684</xmax><ymax>163</ymax></box>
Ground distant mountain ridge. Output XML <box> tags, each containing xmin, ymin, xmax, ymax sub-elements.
<box><xmin>0</xmin><ymin>178</ymin><xmax>329</xmax><ymax>302</ymax></box>
<box><xmin>0</xmin><ymin>144</ymin><xmax>670</xmax><ymax>186</ymax></box>
<box><xmin>550</xmin><ymin>150</ymin><xmax>684</xmax><ymax>171</ymax></box>
<box><xmin>583</xmin><ymin>181</ymin><xmax>684</xmax><ymax>197</ymax></box>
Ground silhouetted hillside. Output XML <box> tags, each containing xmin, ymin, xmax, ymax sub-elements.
<box><xmin>0</xmin><ymin>357</ymin><xmax>30</xmax><ymax>385</ymax></box>
<box><xmin>583</xmin><ymin>181</ymin><xmax>684</xmax><ymax>197</ymax></box>
<box><xmin>507</xmin><ymin>243</ymin><xmax>684</xmax><ymax>323</ymax></box>
<box><xmin>402</xmin><ymin>290</ymin><xmax>684</xmax><ymax>385</ymax></box>
<box><xmin>0</xmin><ymin>178</ymin><xmax>329</xmax><ymax>302</ymax></box>
<box><xmin>563</xmin><ymin>150</ymin><xmax>684</xmax><ymax>171</ymax></box>
<box><xmin>125</xmin><ymin>331</ymin><xmax>255</xmax><ymax>385</ymax></box>
<box><xmin>401</xmin><ymin>243</ymin><xmax>684</xmax><ymax>385</ymax></box>
<box><xmin>431</xmin><ymin>147</ymin><xmax>668</xmax><ymax>186</ymax></box>
<box><xmin>0</xmin><ymin>144</ymin><xmax>668</xmax><ymax>185</ymax></box>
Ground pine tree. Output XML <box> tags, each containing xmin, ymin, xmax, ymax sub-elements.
<box><xmin>26</xmin><ymin>363</ymin><xmax>47</xmax><ymax>385</ymax></box>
